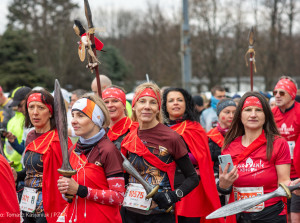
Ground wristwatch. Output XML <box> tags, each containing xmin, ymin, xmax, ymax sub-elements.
<box><xmin>175</xmin><ymin>189</ymin><xmax>184</xmax><ymax>198</ymax></box>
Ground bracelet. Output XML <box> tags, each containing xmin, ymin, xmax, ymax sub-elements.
<box><xmin>217</xmin><ymin>181</ymin><xmax>233</xmax><ymax>195</ymax></box>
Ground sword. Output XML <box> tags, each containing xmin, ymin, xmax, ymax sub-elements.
<box><xmin>54</xmin><ymin>79</ymin><xmax>76</xmax><ymax>202</ymax></box>
<box><xmin>206</xmin><ymin>183</ymin><xmax>300</xmax><ymax>219</ymax></box>
<box><xmin>120</xmin><ymin>153</ymin><xmax>173</xmax><ymax>213</ymax></box>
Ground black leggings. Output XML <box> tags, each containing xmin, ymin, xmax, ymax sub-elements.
<box><xmin>123</xmin><ymin>209</ymin><xmax>175</xmax><ymax>223</ymax></box>
<box><xmin>237</xmin><ymin>201</ymin><xmax>286</xmax><ymax>223</ymax></box>
<box><xmin>178</xmin><ymin>216</ymin><xmax>201</xmax><ymax>223</ymax></box>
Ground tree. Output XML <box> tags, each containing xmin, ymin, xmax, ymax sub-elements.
<box><xmin>99</xmin><ymin>44</ymin><xmax>133</xmax><ymax>89</ymax></box>
<box><xmin>0</xmin><ymin>28</ymin><xmax>50</xmax><ymax>90</ymax></box>
<box><xmin>190</xmin><ymin>0</ymin><xmax>236</xmax><ymax>89</ymax></box>
<box><xmin>6</xmin><ymin>0</ymin><xmax>86</xmax><ymax>90</ymax></box>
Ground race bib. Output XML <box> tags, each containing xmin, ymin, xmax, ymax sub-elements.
<box><xmin>233</xmin><ymin>186</ymin><xmax>264</xmax><ymax>212</ymax></box>
<box><xmin>123</xmin><ymin>183</ymin><xmax>152</xmax><ymax>211</ymax></box>
<box><xmin>20</xmin><ymin>187</ymin><xmax>38</xmax><ymax>213</ymax></box>
<box><xmin>287</xmin><ymin>141</ymin><xmax>295</xmax><ymax>159</ymax></box>
<box><xmin>56</xmin><ymin>206</ymin><xmax>67</xmax><ymax>222</ymax></box>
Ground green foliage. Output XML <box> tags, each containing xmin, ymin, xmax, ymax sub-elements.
<box><xmin>0</xmin><ymin>28</ymin><xmax>52</xmax><ymax>90</ymax></box>
<box><xmin>6</xmin><ymin>0</ymin><xmax>80</xmax><ymax>91</ymax></box>
<box><xmin>99</xmin><ymin>44</ymin><xmax>133</xmax><ymax>86</ymax></box>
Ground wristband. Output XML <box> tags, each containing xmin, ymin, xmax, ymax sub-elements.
<box><xmin>76</xmin><ymin>185</ymin><xmax>88</xmax><ymax>198</ymax></box>
<box><xmin>217</xmin><ymin>181</ymin><xmax>232</xmax><ymax>195</ymax></box>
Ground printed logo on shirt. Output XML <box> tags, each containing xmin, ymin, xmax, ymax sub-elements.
<box><xmin>237</xmin><ymin>157</ymin><xmax>265</xmax><ymax>172</ymax></box>
<box><xmin>278</xmin><ymin>123</ymin><xmax>294</xmax><ymax>135</ymax></box>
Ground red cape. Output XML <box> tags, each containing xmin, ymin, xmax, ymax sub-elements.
<box><xmin>65</xmin><ymin>150</ymin><xmax>122</xmax><ymax>223</ymax></box>
<box><xmin>223</xmin><ymin>131</ymin><xmax>285</xmax><ymax>223</ymax></box>
<box><xmin>107</xmin><ymin>117</ymin><xmax>138</xmax><ymax>141</ymax></box>
<box><xmin>25</xmin><ymin>130</ymin><xmax>72</xmax><ymax>223</ymax></box>
<box><xmin>81</xmin><ymin>33</ymin><xmax>104</xmax><ymax>51</ymax></box>
<box><xmin>207</xmin><ymin>127</ymin><xmax>224</xmax><ymax>148</ymax></box>
<box><xmin>0</xmin><ymin>154</ymin><xmax>20</xmax><ymax>223</ymax></box>
<box><xmin>170</xmin><ymin>120</ymin><xmax>224</xmax><ymax>223</ymax></box>
<box><xmin>121</xmin><ymin>126</ymin><xmax>178</xmax><ymax>221</ymax></box>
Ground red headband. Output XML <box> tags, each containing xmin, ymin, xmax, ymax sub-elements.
<box><xmin>132</xmin><ymin>88</ymin><xmax>161</xmax><ymax>109</ymax></box>
<box><xmin>274</xmin><ymin>78</ymin><xmax>297</xmax><ymax>100</ymax></box>
<box><xmin>242</xmin><ymin>96</ymin><xmax>262</xmax><ymax>110</ymax></box>
<box><xmin>27</xmin><ymin>93</ymin><xmax>53</xmax><ymax>115</ymax></box>
<box><xmin>102</xmin><ymin>88</ymin><xmax>126</xmax><ymax>106</ymax></box>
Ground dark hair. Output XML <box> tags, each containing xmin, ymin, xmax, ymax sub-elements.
<box><xmin>24</xmin><ymin>90</ymin><xmax>56</xmax><ymax>130</ymax></box>
<box><xmin>72</xmin><ymin>89</ymin><xmax>87</xmax><ymax>98</ymax></box>
<box><xmin>222</xmin><ymin>92</ymin><xmax>280</xmax><ymax>160</ymax></box>
<box><xmin>162</xmin><ymin>87</ymin><xmax>198</xmax><ymax>122</ymax></box>
<box><xmin>211</xmin><ymin>85</ymin><xmax>225</xmax><ymax>96</ymax></box>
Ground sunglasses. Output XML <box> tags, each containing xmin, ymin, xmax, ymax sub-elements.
<box><xmin>273</xmin><ymin>90</ymin><xmax>285</xmax><ymax>97</ymax></box>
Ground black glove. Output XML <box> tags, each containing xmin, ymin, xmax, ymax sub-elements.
<box><xmin>152</xmin><ymin>191</ymin><xmax>178</xmax><ymax>209</ymax></box>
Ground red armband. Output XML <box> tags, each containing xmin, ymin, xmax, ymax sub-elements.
<box><xmin>87</xmin><ymin>177</ymin><xmax>125</xmax><ymax>205</ymax></box>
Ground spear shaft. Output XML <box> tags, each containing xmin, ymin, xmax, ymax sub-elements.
<box><xmin>246</xmin><ymin>27</ymin><xmax>256</xmax><ymax>91</ymax></box>
<box><xmin>84</xmin><ymin>0</ymin><xmax>102</xmax><ymax>98</ymax></box>
<box><xmin>250</xmin><ymin>48</ymin><xmax>254</xmax><ymax>91</ymax></box>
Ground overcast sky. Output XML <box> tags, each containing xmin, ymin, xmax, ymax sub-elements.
<box><xmin>0</xmin><ymin>0</ymin><xmax>181</xmax><ymax>34</ymax></box>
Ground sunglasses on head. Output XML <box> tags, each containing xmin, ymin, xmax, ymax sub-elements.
<box><xmin>273</xmin><ymin>90</ymin><xmax>285</xmax><ymax>97</ymax></box>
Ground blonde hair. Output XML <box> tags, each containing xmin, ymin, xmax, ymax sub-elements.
<box><xmin>82</xmin><ymin>94</ymin><xmax>110</xmax><ymax>128</ymax></box>
<box><xmin>131</xmin><ymin>82</ymin><xmax>163</xmax><ymax>123</ymax></box>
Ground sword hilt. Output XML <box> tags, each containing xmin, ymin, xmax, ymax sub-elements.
<box><xmin>279</xmin><ymin>183</ymin><xmax>292</xmax><ymax>199</ymax></box>
<box><xmin>280</xmin><ymin>182</ymin><xmax>300</xmax><ymax>199</ymax></box>
<box><xmin>58</xmin><ymin>168</ymin><xmax>77</xmax><ymax>203</ymax></box>
<box><xmin>145</xmin><ymin>185</ymin><xmax>159</xmax><ymax>199</ymax></box>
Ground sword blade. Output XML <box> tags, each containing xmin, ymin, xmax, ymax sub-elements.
<box><xmin>206</xmin><ymin>186</ymin><xmax>287</xmax><ymax>219</ymax></box>
<box><xmin>54</xmin><ymin>80</ymin><xmax>76</xmax><ymax>176</ymax></box>
<box><xmin>120</xmin><ymin>153</ymin><xmax>156</xmax><ymax>195</ymax></box>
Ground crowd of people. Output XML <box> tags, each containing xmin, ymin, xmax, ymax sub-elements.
<box><xmin>0</xmin><ymin>74</ymin><xmax>300</xmax><ymax>223</ymax></box>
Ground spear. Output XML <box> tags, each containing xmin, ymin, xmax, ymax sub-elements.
<box><xmin>245</xmin><ymin>27</ymin><xmax>257</xmax><ymax>91</ymax></box>
<box><xmin>84</xmin><ymin>0</ymin><xmax>102</xmax><ymax>98</ymax></box>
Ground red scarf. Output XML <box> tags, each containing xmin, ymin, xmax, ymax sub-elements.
<box><xmin>170</xmin><ymin>120</ymin><xmax>224</xmax><ymax>223</ymax></box>
<box><xmin>0</xmin><ymin>155</ymin><xmax>20</xmax><ymax>223</ymax></box>
<box><xmin>25</xmin><ymin>130</ymin><xmax>72</xmax><ymax>223</ymax></box>
<box><xmin>207</xmin><ymin>127</ymin><xmax>224</xmax><ymax>148</ymax></box>
<box><xmin>224</xmin><ymin>131</ymin><xmax>267</xmax><ymax>223</ymax></box>
<box><xmin>107</xmin><ymin>117</ymin><xmax>138</xmax><ymax>141</ymax></box>
<box><xmin>121</xmin><ymin>127</ymin><xmax>177</xmax><ymax>220</ymax></box>
<box><xmin>65</xmin><ymin>148</ymin><xmax>122</xmax><ymax>223</ymax></box>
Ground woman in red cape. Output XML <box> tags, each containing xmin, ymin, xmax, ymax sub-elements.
<box><xmin>102</xmin><ymin>86</ymin><xmax>138</xmax><ymax>150</ymax></box>
<box><xmin>121</xmin><ymin>82</ymin><xmax>199</xmax><ymax>223</ymax></box>
<box><xmin>162</xmin><ymin>87</ymin><xmax>224</xmax><ymax>223</ymax></box>
<box><xmin>57</xmin><ymin>95</ymin><xmax>125</xmax><ymax>223</ymax></box>
<box><xmin>207</xmin><ymin>99</ymin><xmax>236</xmax><ymax>206</ymax></box>
<box><xmin>0</xmin><ymin>154</ymin><xmax>20</xmax><ymax>223</ymax></box>
<box><xmin>219</xmin><ymin>92</ymin><xmax>300</xmax><ymax>223</ymax></box>
<box><xmin>13</xmin><ymin>89</ymin><xmax>72</xmax><ymax>223</ymax></box>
